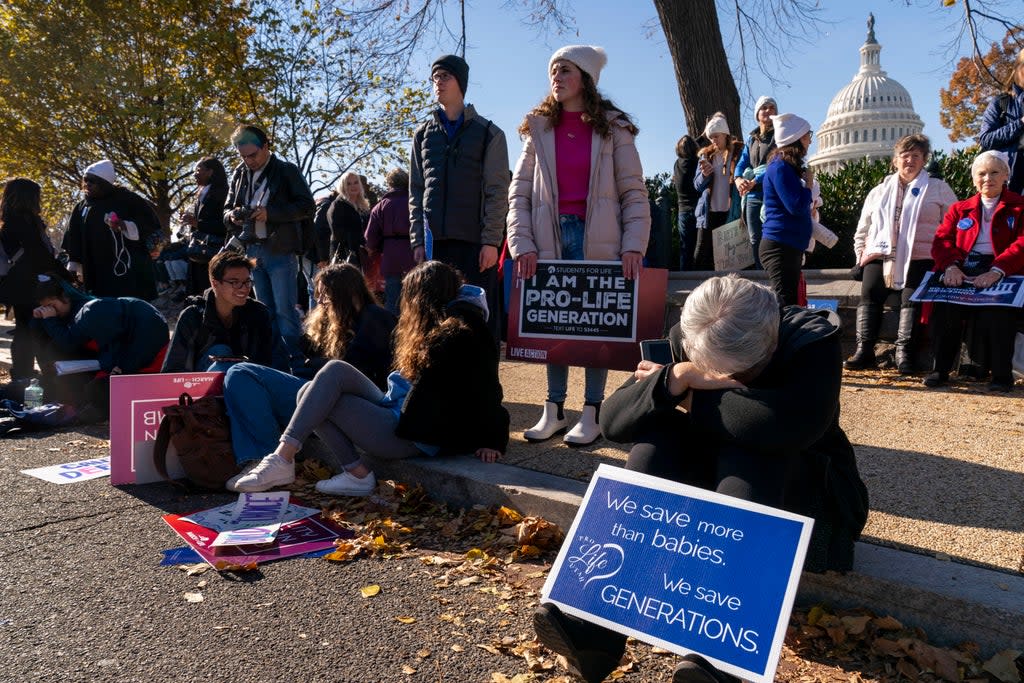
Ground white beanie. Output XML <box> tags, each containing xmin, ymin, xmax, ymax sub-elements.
<box><xmin>971</xmin><ymin>150</ymin><xmax>1011</xmax><ymax>176</ymax></box>
<box><xmin>703</xmin><ymin>113</ymin><xmax>730</xmax><ymax>139</ymax></box>
<box><xmin>753</xmin><ymin>95</ymin><xmax>777</xmax><ymax>119</ymax></box>
<box><xmin>549</xmin><ymin>45</ymin><xmax>608</xmax><ymax>85</ymax></box>
<box><xmin>771</xmin><ymin>113</ymin><xmax>811</xmax><ymax>147</ymax></box>
<box><xmin>84</xmin><ymin>159</ymin><xmax>116</xmax><ymax>185</ymax></box>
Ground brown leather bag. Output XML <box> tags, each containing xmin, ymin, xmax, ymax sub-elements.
<box><xmin>153</xmin><ymin>393</ymin><xmax>239</xmax><ymax>490</ymax></box>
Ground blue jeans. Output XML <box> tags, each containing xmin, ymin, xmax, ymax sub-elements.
<box><xmin>745</xmin><ymin>196</ymin><xmax>764</xmax><ymax>269</ymax></box>
<box><xmin>677</xmin><ymin>210</ymin><xmax>696</xmax><ymax>271</ymax></box>
<box><xmin>223</xmin><ymin>362</ymin><xmax>306</xmax><ymax>465</ymax></box>
<box><xmin>546</xmin><ymin>214</ymin><xmax>608</xmax><ymax>405</ymax></box>
<box><xmin>384</xmin><ymin>275</ymin><xmax>402</xmax><ymax>316</ymax></box>
<box><xmin>247</xmin><ymin>243</ymin><xmax>302</xmax><ymax>362</ymax></box>
<box><xmin>299</xmin><ymin>256</ymin><xmax>320</xmax><ymax>312</ymax></box>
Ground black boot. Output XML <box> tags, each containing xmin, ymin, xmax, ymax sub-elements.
<box><xmin>894</xmin><ymin>306</ymin><xmax>918</xmax><ymax>374</ymax></box>
<box><xmin>844</xmin><ymin>303</ymin><xmax>880</xmax><ymax>370</ymax></box>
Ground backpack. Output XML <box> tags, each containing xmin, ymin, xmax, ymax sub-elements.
<box><xmin>153</xmin><ymin>393</ymin><xmax>239</xmax><ymax>490</ymax></box>
<box><xmin>0</xmin><ymin>242</ymin><xmax>24</xmax><ymax>278</ymax></box>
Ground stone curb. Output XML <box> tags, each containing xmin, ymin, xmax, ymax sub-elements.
<box><xmin>357</xmin><ymin>450</ymin><xmax>1024</xmax><ymax>656</ymax></box>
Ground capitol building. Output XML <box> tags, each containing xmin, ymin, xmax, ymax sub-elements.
<box><xmin>808</xmin><ymin>15</ymin><xmax>924</xmax><ymax>173</ymax></box>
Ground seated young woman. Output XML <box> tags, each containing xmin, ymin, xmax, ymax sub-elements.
<box><xmin>32</xmin><ymin>275</ymin><xmax>169</xmax><ymax>417</ymax></box>
<box><xmin>222</xmin><ymin>263</ymin><xmax>397</xmax><ymax>492</ymax></box>
<box><xmin>229</xmin><ymin>260</ymin><xmax>509</xmax><ymax>496</ymax></box>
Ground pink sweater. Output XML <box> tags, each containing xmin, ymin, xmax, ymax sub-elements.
<box><xmin>554</xmin><ymin>111</ymin><xmax>592</xmax><ymax>218</ymax></box>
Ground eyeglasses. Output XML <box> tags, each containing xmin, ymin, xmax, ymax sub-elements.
<box><xmin>217</xmin><ymin>278</ymin><xmax>254</xmax><ymax>290</ymax></box>
<box><xmin>431</xmin><ymin>71</ymin><xmax>453</xmax><ymax>84</ymax></box>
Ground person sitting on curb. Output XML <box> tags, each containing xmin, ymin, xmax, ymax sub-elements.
<box><xmin>33</xmin><ymin>275</ymin><xmax>169</xmax><ymax>419</ymax></box>
<box><xmin>228</xmin><ymin>261</ymin><xmax>509</xmax><ymax>496</ymax></box>
<box><xmin>221</xmin><ymin>263</ymin><xmax>397</xmax><ymax>492</ymax></box>
<box><xmin>162</xmin><ymin>250</ymin><xmax>288</xmax><ymax>373</ymax></box>
<box><xmin>533</xmin><ymin>274</ymin><xmax>869</xmax><ymax>683</ymax></box>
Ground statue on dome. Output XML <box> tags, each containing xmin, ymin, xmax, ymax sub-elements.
<box><xmin>867</xmin><ymin>13</ymin><xmax>876</xmax><ymax>42</ymax></box>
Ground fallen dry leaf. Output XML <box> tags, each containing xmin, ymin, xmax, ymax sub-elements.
<box><xmin>359</xmin><ymin>584</ymin><xmax>381</xmax><ymax>598</ymax></box>
<box><xmin>401</xmin><ymin>664</ymin><xmax>416</xmax><ymax>675</ymax></box>
<box><xmin>451</xmin><ymin>644</ymin><xmax>465</xmax><ymax>652</ymax></box>
<box><xmin>183</xmin><ymin>592</ymin><xmax>204</xmax><ymax>603</ymax></box>
<box><xmin>982</xmin><ymin>650</ymin><xmax>1023</xmax><ymax>683</ymax></box>
<box><xmin>395</xmin><ymin>616</ymin><xmax>416</xmax><ymax>624</ymax></box>
<box><xmin>416</xmin><ymin>649</ymin><xmax>431</xmax><ymax>658</ymax></box>
<box><xmin>477</xmin><ymin>643</ymin><xmax>501</xmax><ymax>656</ymax></box>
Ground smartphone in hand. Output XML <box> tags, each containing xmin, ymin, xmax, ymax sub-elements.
<box><xmin>639</xmin><ymin>339</ymin><xmax>673</xmax><ymax>365</ymax></box>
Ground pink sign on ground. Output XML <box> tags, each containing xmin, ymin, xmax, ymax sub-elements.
<box><xmin>163</xmin><ymin>506</ymin><xmax>351</xmax><ymax>568</ymax></box>
<box><xmin>109</xmin><ymin>372</ymin><xmax>225</xmax><ymax>485</ymax></box>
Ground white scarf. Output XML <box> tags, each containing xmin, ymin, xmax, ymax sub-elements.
<box><xmin>864</xmin><ymin>172</ymin><xmax>931</xmax><ymax>288</ymax></box>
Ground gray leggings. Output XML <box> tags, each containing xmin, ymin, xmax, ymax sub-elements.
<box><xmin>280</xmin><ymin>360</ymin><xmax>420</xmax><ymax>469</ymax></box>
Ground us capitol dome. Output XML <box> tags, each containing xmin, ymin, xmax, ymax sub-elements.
<box><xmin>808</xmin><ymin>14</ymin><xmax>924</xmax><ymax>173</ymax></box>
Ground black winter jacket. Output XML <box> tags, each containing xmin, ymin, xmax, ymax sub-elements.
<box><xmin>602</xmin><ymin>307</ymin><xmax>869</xmax><ymax>572</ymax></box>
<box><xmin>0</xmin><ymin>214</ymin><xmax>67</xmax><ymax>308</ymax></box>
<box><xmin>295</xmin><ymin>303</ymin><xmax>396</xmax><ymax>388</ymax></box>
<box><xmin>395</xmin><ymin>300</ymin><xmax>509</xmax><ymax>455</ymax></box>
<box><xmin>223</xmin><ymin>155</ymin><xmax>315</xmax><ymax>255</ymax></box>
<box><xmin>162</xmin><ymin>290</ymin><xmax>287</xmax><ymax>372</ymax></box>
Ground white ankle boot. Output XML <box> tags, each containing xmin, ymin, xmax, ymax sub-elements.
<box><xmin>564</xmin><ymin>403</ymin><xmax>601</xmax><ymax>446</ymax></box>
<box><xmin>524</xmin><ymin>401</ymin><xmax>568</xmax><ymax>442</ymax></box>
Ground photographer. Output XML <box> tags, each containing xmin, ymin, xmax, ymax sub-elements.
<box><xmin>162</xmin><ymin>251</ymin><xmax>287</xmax><ymax>373</ymax></box>
<box><xmin>223</xmin><ymin>124</ymin><xmax>315</xmax><ymax>368</ymax></box>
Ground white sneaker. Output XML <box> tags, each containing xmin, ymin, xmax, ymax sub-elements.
<box><xmin>232</xmin><ymin>453</ymin><xmax>295</xmax><ymax>492</ymax></box>
<box><xmin>564</xmin><ymin>403</ymin><xmax>601</xmax><ymax>446</ymax></box>
<box><xmin>225</xmin><ymin>460</ymin><xmax>259</xmax><ymax>492</ymax></box>
<box><xmin>315</xmin><ymin>470</ymin><xmax>376</xmax><ymax>497</ymax></box>
<box><xmin>523</xmin><ymin>401</ymin><xmax>568</xmax><ymax>442</ymax></box>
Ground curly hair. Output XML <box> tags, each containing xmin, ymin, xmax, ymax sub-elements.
<box><xmin>304</xmin><ymin>263</ymin><xmax>376</xmax><ymax>361</ymax></box>
<box><xmin>517</xmin><ymin>67</ymin><xmax>637</xmax><ymax>139</ymax></box>
<box><xmin>393</xmin><ymin>261</ymin><xmax>463</xmax><ymax>380</ymax></box>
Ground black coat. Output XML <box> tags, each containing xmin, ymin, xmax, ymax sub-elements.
<box><xmin>62</xmin><ymin>188</ymin><xmax>160</xmax><ymax>300</ymax></box>
<box><xmin>223</xmin><ymin>155</ymin><xmax>315</xmax><ymax>255</ymax></box>
<box><xmin>162</xmin><ymin>290</ymin><xmax>287</xmax><ymax>372</ymax></box>
<box><xmin>326</xmin><ymin>196</ymin><xmax>364</xmax><ymax>265</ymax></box>
<box><xmin>602</xmin><ymin>307</ymin><xmax>869</xmax><ymax>572</ymax></box>
<box><xmin>396</xmin><ymin>301</ymin><xmax>509</xmax><ymax>455</ymax></box>
<box><xmin>190</xmin><ymin>184</ymin><xmax>229</xmax><ymax>237</ymax></box>
<box><xmin>0</xmin><ymin>214</ymin><xmax>66</xmax><ymax>308</ymax></box>
<box><xmin>295</xmin><ymin>303</ymin><xmax>396</xmax><ymax>388</ymax></box>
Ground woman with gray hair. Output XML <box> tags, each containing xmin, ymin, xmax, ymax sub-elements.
<box><xmin>924</xmin><ymin>150</ymin><xmax>1024</xmax><ymax>391</ymax></box>
<box><xmin>532</xmin><ymin>274</ymin><xmax>868</xmax><ymax>683</ymax></box>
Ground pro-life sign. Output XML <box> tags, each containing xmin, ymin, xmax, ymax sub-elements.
<box><xmin>506</xmin><ymin>261</ymin><xmax>668</xmax><ymax>371</ymax></box>
<box><xmin>543</xmin><ymin>465</ymin><xmax>813</xmax><ymax>683</ymax></box>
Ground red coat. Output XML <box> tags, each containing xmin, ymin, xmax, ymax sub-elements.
<box><xmin>931</xmin><ymin>190</ymin><xmax>1024</xmax><ymax>275</ymax></box>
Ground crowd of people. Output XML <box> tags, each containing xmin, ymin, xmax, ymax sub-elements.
<box><xmin>0</xmin><ymin>41</ymin><xmax>1023</xmax><ymax>683</ymax></box>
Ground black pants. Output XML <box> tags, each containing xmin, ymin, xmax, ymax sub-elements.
<box><xmin>929</xmin><ymin>303</ymin><xmax>1017</xmax><ymax>382</ymax></box>
<box><xmin>759</xmin><ymin>238</ymin><xmax>803</xmax><ymax>307</ymax></box>
<box><xmin>433</xmin><ymin>239</ymin><xmax>500</xmax><ymax>351</ymax></box>
<box><xmin>693</xmin><ymin>210</ymin><xmax>729</xmax><ymax>271</ymax></box>
<box><xmin>860</xmin><ymin>259</ymin><xmax>932</xmax><ymax>308</ymax></box>
<box><xmin>11</xmin><ymin>304</ymin><xmax>38</xmax><ymax>380</ymax></box>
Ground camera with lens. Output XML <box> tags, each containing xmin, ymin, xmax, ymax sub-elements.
<box><xmin>232</xmin><ymin>206</ymin><xmax>259</xmax><ymax>245</ymax></box>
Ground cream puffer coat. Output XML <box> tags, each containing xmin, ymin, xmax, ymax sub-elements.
<box><xmin>507</xmin><ymin>111</ymin><xmax>650</xmax><ymax>261</ymax></box>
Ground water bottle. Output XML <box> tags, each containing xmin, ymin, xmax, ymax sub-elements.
<box><xmin>23</xmin><ymin>379</ymin><xmax>44</xmax><ymax>409</ymax></box>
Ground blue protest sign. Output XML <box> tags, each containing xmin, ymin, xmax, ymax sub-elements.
<box><xmin>542</xmin><ymin>464</ymin><xmax>812</xmax><ymax>683</ymax></box>
<box><xmin>806</xmin><ymin>298</ymin><xmax>839</xmax><ymax>313</ymax></box>
<box><xmin>910</xmin><ymin>272</ymin><xmax>1024</xmax><ymax>308</ymax></box>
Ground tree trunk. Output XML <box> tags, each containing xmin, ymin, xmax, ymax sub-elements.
<box><xmin>652</xmin><ymin>0</ymin><xmax>741</xmax><ymax>141</ymax></box>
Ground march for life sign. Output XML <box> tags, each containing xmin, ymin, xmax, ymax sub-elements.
<box><xmin>109</xmin><ymin>372</ymin><xmax>224</xmax><ymax>485</ymax></box>
<box><xmin>712</xmin><ymin>219</ymin><xmax>755</xmax><ymax>272</ymax></box>
<box><xmin>506</xmin><ymin>261</ymin><xmax>668</xmax><ymax>371</ymax></box>
<box><xmin>911</xmin><ymin>272</ymin><xmax>1024</xmax><ymax>308</ymax></box>
<box><xmin>543</xmin><ymin>465</ymin><xmax>813</xmax><ymax>683</ymax></box>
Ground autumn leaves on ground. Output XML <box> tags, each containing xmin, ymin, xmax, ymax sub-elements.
<box><xmin>165</xmin><ymin>458</ymin><xmax>1024</xmax><ymax>683</ymax></box>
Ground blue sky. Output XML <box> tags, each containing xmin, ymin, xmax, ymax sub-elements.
<box><xmin>406</xmin><ymin>2</ymin><xmax>980</xmax><ymax>179</ymax></box>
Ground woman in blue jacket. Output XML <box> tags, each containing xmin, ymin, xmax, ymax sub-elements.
<box><xmin>759</xmin><ymin>113</ymin><xmax>815</xmax><ymax>306</ymax></box>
